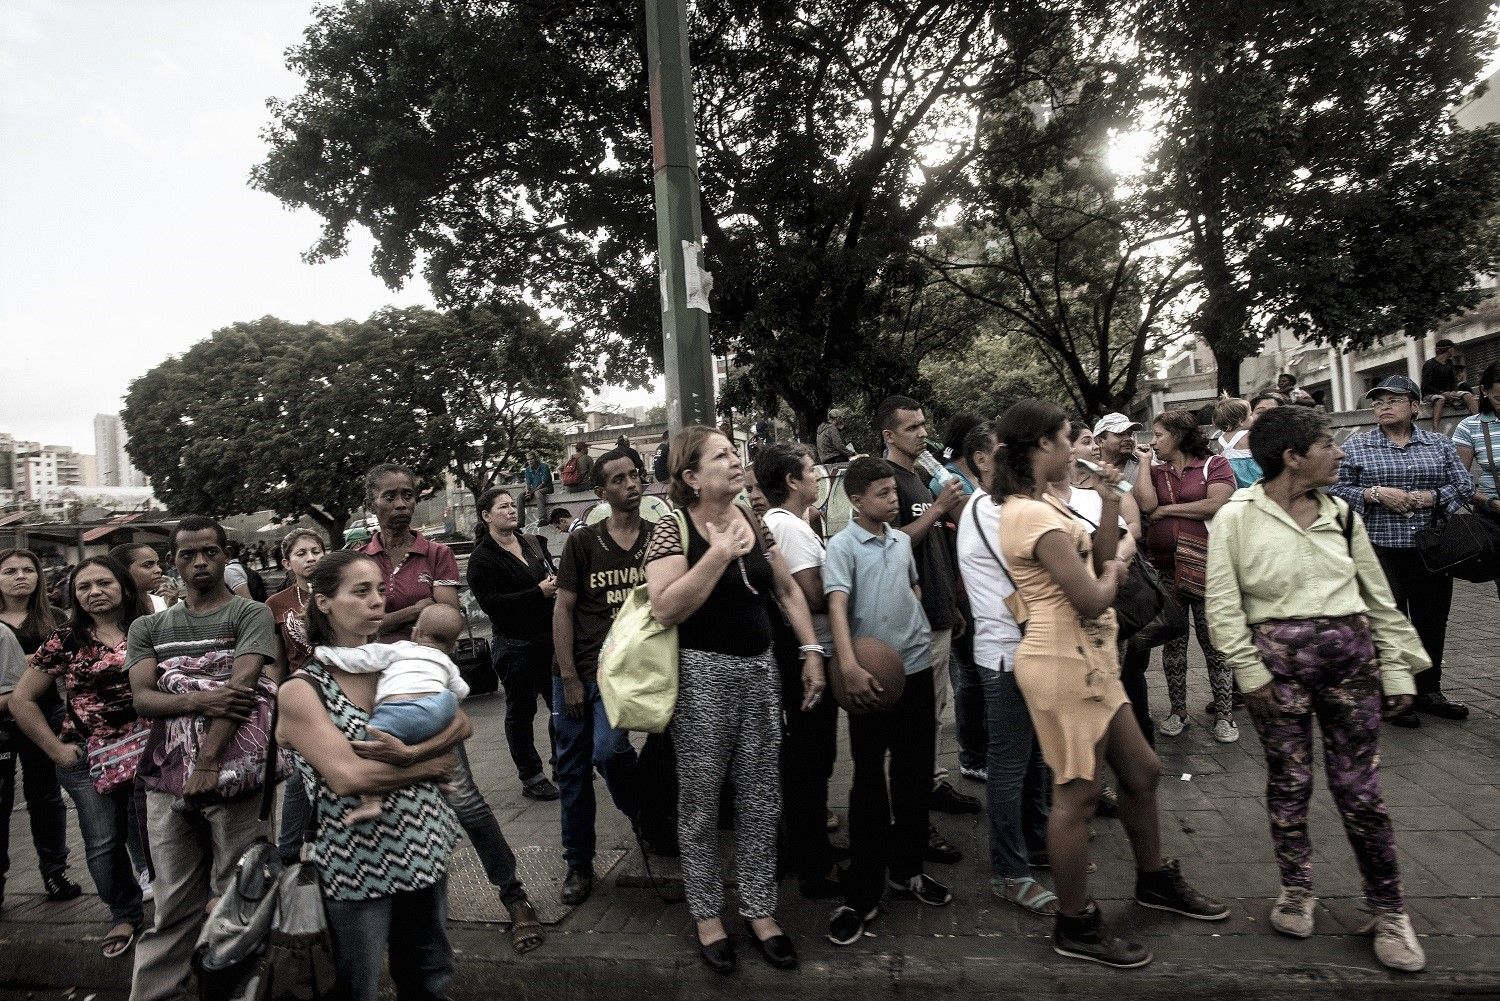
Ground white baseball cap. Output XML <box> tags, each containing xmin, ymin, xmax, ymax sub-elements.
<box><xmin>1092</xmin><ymin>413</ymin><xmax>1143</xmax><ymax>436</ymax></box>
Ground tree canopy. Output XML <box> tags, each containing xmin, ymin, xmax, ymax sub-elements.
<box><xmin>254</xmin><ymin>0</ymin><xmax>1123</xmax><ymax>434</ymax></box>
<box><xmin>122</xmin><ymin>305</ymin><xmax>582</xmax><ymax>536</ymax></box>
<box><xmin>1138</xmin><ymin>0</ymin><xmax>1500</xmax><ymax>392</ymax></box>
<box><xmin>254</xmin><ymin>0</ymin><xmax>1500</xmax><ymax>413</ymax></box>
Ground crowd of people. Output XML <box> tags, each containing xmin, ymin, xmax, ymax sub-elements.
<box><xmin>0</xmin><ymin>360</ymin><xmax>1495</xmax><ymax>998</ymax></box>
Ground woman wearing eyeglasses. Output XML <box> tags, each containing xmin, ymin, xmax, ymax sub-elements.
<box><xmin>644</xmin><ymin>425</ymin><xmax>825</xmax><ymax>974</ymax></box>
<box><xmin>1329</xmin><ymin>375</ymin><xmax>1474</xmax><ymax>728</ymax></box>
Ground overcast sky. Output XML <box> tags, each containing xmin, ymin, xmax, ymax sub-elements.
<box><xmin>1</xmin><ymin>2</ymin><xmax>442</xmax><ymax>453</ymax></box>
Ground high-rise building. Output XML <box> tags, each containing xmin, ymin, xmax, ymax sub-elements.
<box><xmin>94</xmin><ymin>413</ymin><xmax>146</xmax><ymax>488</ymax></box>
<box><xmin>10</xmin><ymin>441</ymin><xmax>91</xmax><ymax>499</ymax></box>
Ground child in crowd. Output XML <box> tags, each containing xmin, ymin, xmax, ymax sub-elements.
<box><xmin>1215</xmin><ymin>398</ymin><xmax>1262</xmax><ymax>487</ymax></box>
<box><xmin>314</xmin><ymin>603</ymin><xmax>470</xmax><ymax>824</ymax></box>
<box><xmin>822</xmin><ymin>457</ymin><xmax>947</xmax><ymax>946</ymax></box>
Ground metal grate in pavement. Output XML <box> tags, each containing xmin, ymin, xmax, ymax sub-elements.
<box><xmin>444</xmin><ymin>843</ymin><xmax>627</xmax><ymax>925</ymax></box>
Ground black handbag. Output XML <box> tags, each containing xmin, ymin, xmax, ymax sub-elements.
<box><xmin>1128</xmin><ymin>590</ymin><xmax>1190</xmax><ymax>651</ymax></box>
<box><xmin>452</xmin><ymin>609</ymin><xmax>497</xmax><ymax>698</ymax></box>
<box><xmin>1060</xmin><ymin>500</ymin><xmax>1166</xmax><ymax>639</ymax></box>
<box><xmin>1416</xmin><ymin>507</ymin><xmax>1499</xmax><ymax>583</ymax></box>
<box><xmin>1115</xmin><ymin>554</ymin><xmax>1168</xmax><ymax>639</ymax></box>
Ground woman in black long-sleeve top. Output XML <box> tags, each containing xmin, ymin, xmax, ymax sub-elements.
<box><xmin>468</xmin><ymin>487</ymin><xmax>560</xmax><ymax>799</ymax></box>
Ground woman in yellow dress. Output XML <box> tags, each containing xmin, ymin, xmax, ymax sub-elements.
<box><xmin>995</xmin><ymin>400</ymin><xmax>1228</xmax><ymax>968</ymax></box>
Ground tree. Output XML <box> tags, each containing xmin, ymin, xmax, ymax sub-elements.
<box><xmin>921</xmin><ymin>327</ymin><xmax>1065</xmax><ymax>425</ymax></box>
<box><xmin>253</xmin><ymin>0</ymin><xmax>1116</xmax><ymax>437</ymax></box>
<box><xmin>123</xmin><ymin>316</ymin><xmax>451</xmax><ymax>540</ymax></box>
<box><xmin>1138</xmin><ymin>1</ymin><xmax>1500</xmax><ymax>393</ymax></box>
<box><xmin>398</xmin><ymin>304</ymin><xmax>586</xmax><ymax>502</ymax></box>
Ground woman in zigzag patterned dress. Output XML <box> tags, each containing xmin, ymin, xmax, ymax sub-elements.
<box><xmin>276</xmin><ymin>550</ymin><xmax>467</xmax><ymax>1001</ymax></box>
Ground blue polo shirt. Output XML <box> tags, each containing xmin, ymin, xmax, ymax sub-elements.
<box><xmin>823</xmin><ymin>519</ymin><xmax>931</xmax><ymax>676</ymax></box>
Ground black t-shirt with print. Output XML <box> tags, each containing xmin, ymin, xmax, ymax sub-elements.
<box><xmin>556</xmin><ymin>522</ymin><xmax>650</xmax><ymax>678</ymax></box>
<box><xmin>892</xmin><ymin>464</ymin><xmax>956</xmax><ymax>630</ymax></box>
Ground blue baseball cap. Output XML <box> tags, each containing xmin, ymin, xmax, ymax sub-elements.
<box><xmin>1365</xmin><ymin>375</ymin><xmax>1420</xmax><ymax>401</ymax></box>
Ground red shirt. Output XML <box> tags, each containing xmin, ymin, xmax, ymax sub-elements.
<box><xmin>1146</xmin><ymin>454</ymin><xmax>1236</xmax><ymax>570</ymax></box>
<box><xmin>358</xmin><ymin>530</ymin><xmax>461</xmax><ymax>642</ymax></box>
<box><xmin>265</xmin><ymin>585</ymin><xmax>313</xmax><ymax>674</ymax></box>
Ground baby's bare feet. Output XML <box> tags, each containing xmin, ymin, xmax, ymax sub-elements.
<box><xmin>344</xmin><ymin>796</ymin><xmax>383</xmax><ymax>825</ymax></box>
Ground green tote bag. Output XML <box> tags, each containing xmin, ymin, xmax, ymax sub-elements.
<box><xmin>597</xmin><ymin>509</ymin><xmax>683</xmax><ymax>733</ymax></box>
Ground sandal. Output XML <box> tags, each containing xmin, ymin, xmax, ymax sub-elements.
<box><xmin>100</xmin><ymin>921</ymin><xmax>140</xmax><ymax>959</ymax></box>
<box><xmin>991</xmin><ymin>876</ymin><xmax>1058</xmax><ymax>915</ymax></box>
<box><xmin>508</xmin><ymin>901</ymin><xmax>545</xmax><ymax>954</ymax></box>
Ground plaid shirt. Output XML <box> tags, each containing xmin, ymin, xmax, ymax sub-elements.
<box><xmin>1329</xmin><ymin>426</ymin><xmax>1474</xmax><ymax>549</ymax></box>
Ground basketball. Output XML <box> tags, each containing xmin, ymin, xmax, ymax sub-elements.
<box><xmin>830</xmin><ymin>636</ymin><xmax>906</xmax><ymax>714</ymax></box>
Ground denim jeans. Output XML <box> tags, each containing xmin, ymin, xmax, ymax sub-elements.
<box><xmin>325</xmin><ymin>877</ymin><xmax>453</xmax><ymax>1001</ymax></box>
<box><xmin>55</xmin><ymin>756</ymin><xmax>145</xmax><ymax>925</ymax></box>
<box><xmin>551</xmin><ymin>675</ymin><xmax>640</xmax><ymax>868</ymax></box>
<box><xmin>0</xmin><ymin>721</ymin><xmax>70</xmax><ymax>883</ymax></box>
<box><xmin>979</xmin><ymin>665</ymin><xmax>1050</xmax><ymax>879</ymax></box>
<box><xmin>368</xmin><ymin>691</ymin><xmax>459</xmax><ymax>746</ymax></box>
<box><xmin>279</xmin><ymin>776</ymin><xmax>312</xmax><ymax>864</ymax></box>
<box><xmin>497</xmin><ymin>640</ymin><xmax>556</xmax><ymax>784</ymax></box>
<box><xmin>443</xmin><ymin>741</ymin><xmax>527</xmax><ymax>908</ymax></box>
<box><xmin>949</xmin><ymin>651</ymin><xmax>988</xmax><ymax>773</ymax></box>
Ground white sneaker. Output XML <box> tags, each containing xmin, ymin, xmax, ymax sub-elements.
<box><xmin>1269</xmin><ymin>885</ymin><xmax>1316</xmax><ymax>938</ymax></box>
<box><xmin>1212</xmin><ymin>718</ymin><xmax>1240</xmax><ymax>743</ymax></box>
<box><xmin>1158</xmin><ymin>713</ymin><xmax>1188</xmax><ymax>737</ymax></box>
<box><xmin>138</xmin><ymin>869</ymin><xmax>154</xmax><ymax>902</ymax></box>
<box><xmin>1365</xmin><ymin>911</ymin><xmax>1425</xmax><ymax>972</ymax></box>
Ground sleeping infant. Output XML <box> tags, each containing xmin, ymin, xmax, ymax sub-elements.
<box><xmin>315</xmin><ymin>603</ymin><xmax>471</xmax><ymax>824</ymax></box>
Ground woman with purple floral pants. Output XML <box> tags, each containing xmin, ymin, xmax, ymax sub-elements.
<box><xmin>1206</xmin><ymin>407</ymin><xmax>1431</xmax><ymax>974</ymax></box>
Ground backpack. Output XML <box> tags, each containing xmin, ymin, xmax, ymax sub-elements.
<box><xmin>560</xmin><ymin>454</ymin><xmax>581</xmax><ymax>487</ymax></box>
<box><xmin>244</xmin><ymin>565</ymin><xmax>269</xmax><ymax>603</ymax></box>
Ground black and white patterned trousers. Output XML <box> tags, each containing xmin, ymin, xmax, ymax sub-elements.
<box><xmin>1162</xmin><ymin>599</ymin><xmax>1234</xmax><ymax>717</ymax></box>
<box><xmin>670</xmin><ymin>647</ymin><xmax>783</xmax><ymax>920</ymax></box>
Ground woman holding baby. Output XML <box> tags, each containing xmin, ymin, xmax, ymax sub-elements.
<box><xmin>276</xmin><ymin>549</ymin><xmax>470</xmax><ymax>1001</ymax></box>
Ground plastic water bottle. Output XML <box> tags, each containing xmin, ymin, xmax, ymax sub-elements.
<box><xmin>913</xmin><ymin>445</ymin><xmax>955</xmax><ymax>487</ymax></box>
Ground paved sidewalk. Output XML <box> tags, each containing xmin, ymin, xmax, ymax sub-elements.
<box><xmin>2</xmin><ymin>582</ymin><xmax>1497</xmax><ymax>998</ymax></box>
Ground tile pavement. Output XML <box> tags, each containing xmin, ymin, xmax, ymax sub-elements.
<box><xmin>2</xmin><ymin>581</ymin><xmax>1497</xmax><ymax>998</ymax></box>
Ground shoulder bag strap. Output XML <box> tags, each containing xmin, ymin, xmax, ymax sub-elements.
<box><xmin>969</xmin><ymin>497</ymin><xmax>1020</xmax><ymax>592</ymax></box>
<box><xmin>1335</xmin><ymin>497</ymin><xmax>1355</xmax><ymax>557</ymax></box>
<box><xmin>1482</xmin><ymin>419</ymin><xmax>1498</xmax><ymax>489</ymax></box>
<box><xmin>259</xmin><ymin>687</ymin><xmax>284</xmax><ymax>823</ymax></box>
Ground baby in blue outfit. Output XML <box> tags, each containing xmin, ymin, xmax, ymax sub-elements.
<box><xmin>316</xmin><ymin>603</ymin><xmax>471</xmax><ymax>824</ymax></box>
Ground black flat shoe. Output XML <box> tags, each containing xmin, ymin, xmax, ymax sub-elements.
<box><xmin>697</xmin><ymin>934</ymin><xmax>737</xmax><ymax>975</ymax></box>
<box><xmin>1414</xmin><ymin>692</ymin><xmax>1470</xmax><ymax>721</ymax></box>
<box><xmin>745</xmin><ymin>919</ymin><xmax>798</xmax><ymax>970</ymax></box>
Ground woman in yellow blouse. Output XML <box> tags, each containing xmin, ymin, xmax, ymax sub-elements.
<box><xmin>1206</xmin><ymin>406</ymin><xmax>1429</xmax><ymax>973</ymax></box>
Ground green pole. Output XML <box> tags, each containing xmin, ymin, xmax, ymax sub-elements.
<box><xmin>645</xmin><ymin>0</ymin><xmax>716</xmax><ymax>436</ymax></box>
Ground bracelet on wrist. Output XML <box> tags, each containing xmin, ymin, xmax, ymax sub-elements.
<box><xmin>798</xmin><ymin>644</ymin><xmax>827</xmax><ymax>659</ymax></box>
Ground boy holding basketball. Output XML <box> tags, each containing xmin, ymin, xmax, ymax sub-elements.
<box><xmin>823</xmin><ymin>457</ymin><xmax>949</xmax><ymax>946</ymax></box>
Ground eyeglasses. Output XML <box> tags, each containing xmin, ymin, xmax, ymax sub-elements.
<box><xmin>1369</xmin><ymin>396</ymin><xmax>1412</xmax><ymax>409</ymax></box>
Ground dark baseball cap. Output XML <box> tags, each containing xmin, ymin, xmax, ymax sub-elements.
<box><xmin>1364</xmin><ymin>375</ymin><xmax>1420</xmax><ymax>401</ymax></box>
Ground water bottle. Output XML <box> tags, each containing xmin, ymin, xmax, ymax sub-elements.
<box><xmin>914</xmin><ymin>444</ymin><xmax>955</xmax><ymax>487</ymax></box>
<box><xmin>1077</xmin><ymin>458</ymin><xmax>1132</xmax><ymax>495</ymax></box>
